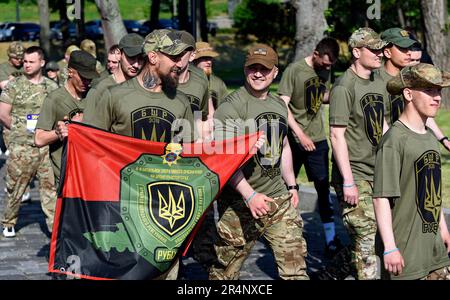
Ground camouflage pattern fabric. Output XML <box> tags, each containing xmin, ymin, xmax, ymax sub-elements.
<box><xmin>421</xmin><ymin>266</ymin><xmax>450</xmax><ymax>280</ymax></box>
<box><xmin>209</xmin><ymin>193</ymin><xmax>309</xmax><ymax>280</ymax></box>
<box><xmin>143</xmin><ymin>29</ymin><xmax>193</xmax><ymax>56</ymax></box>
<box><xmin>348</xmin><ymin>27</ymin><xmax>387</xmax><ymax>50</ymax></box>
<box><xmin>332</xmin><ymin>180</ymin><xmax>378</xmax><ymax>280</ymax></box>
<box><xmin>1</xmin><ymin>143</ymin><xmax>56</xmax><ymax>230</ymax></box>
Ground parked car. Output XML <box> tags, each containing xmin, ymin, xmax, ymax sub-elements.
<box><xmin>0</xmin><ymin>22</ymin><xmax>19</xmax><ymax>41</ymax></box>
<box><xmin>138</xmin><ymin>18</ymin><xmax>179</xmax><ymax>36</ymax></box>
<box><xmin>123</xmin><ymin>20</ymin><xmax>141</xmax><ymax>34</ymax></box>
<box><xmin>85</xmin><ymin>20</ymin><xmax>103</xmax><ymax>40</ymax></box>
<box><xmin>10</xmin><ymin>23</ymin><xmax>40</xmax><ymax>41</ymax></box>
<box><xmin>50</xmin><ymin>20</ymin><xmax>77</xmax><ymax>41</ymax></box>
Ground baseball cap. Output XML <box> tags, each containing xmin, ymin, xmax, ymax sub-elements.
<box><xmin>119</xmin><ymin>33</ymin><xmax>144</xmax><ymax>57</ymax></box>
<box><xmin>143</xmin><ymin>29</ymin><xmax>193</xmax><ymax>56</ymax></box>
<box><xmin>46</xmin><ymin>61</ymin><xmax>60</xmax><ymax>71</ymax></box>
<box><xmin>179</xmin><ymin>30</ymin><xmax>196</xmax><ymax>50</ymax></box>
<box><xmin>68</xmin><ymin>50</ymin><xmax>99</xmax><ymax>79</ymax></box>
<box><xmin>7</xmin><ymin>42</ymin><xmax>25</xmax><ymax>59</ymax></box>
<box><xmin>80</xmin><ymin>39</ymin><xmax>97</xmax><ymax>58</ymax></box>
<box><xmin>348</xmin><ymin>27</ymin><xmax>387</xmax><ymax>50</ymax></box>
<box><xmin>381</xmin><ymin>28</ymin><xmax>419</xmax><ymax>49</ymax></box>
<box><xmin>245</xmin><ymin>43</ymin><xmax>278</xmax><ymax>69</ymax></box>
<box><xmin>194</xmin><ymin>42</ymin><xmax>219</xmax><ymax>59</ymax></box>
<box><xmin>387</xmin><ymin>63</ymin><xmax>450</xmax><ymax>95</ymax></box>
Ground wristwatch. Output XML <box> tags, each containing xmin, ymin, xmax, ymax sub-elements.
<box><xmin>287</xmin><ymin>184</ymin><xmax>299</xmax><ymax>191</ymax></box>
<box><xmin>439</xmin><ymin>136</ymin><xmax>449</xmax><ymax>145</ymax></box>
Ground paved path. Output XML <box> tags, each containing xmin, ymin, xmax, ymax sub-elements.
<box><xmin>0</xmin><ymin>152</ymin><xmax>352</xmax><ymax>280</ymax></box>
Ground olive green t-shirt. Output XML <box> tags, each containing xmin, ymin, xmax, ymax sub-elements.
<box><xmin>278</xmin><ymin>58</ymin><xmax>330</xmax><ymax>142</ymax></box>
<box><xmin>214</xmin><ymin>86</ymin><xmax>289</xmax><ymax>198</ymax></box>
<box><xmin>329</xmin><ymin>68</ymin><xmax>389</xmax><ymax>181</ymax></box>
<box><xmin>375</xmin><ymin>65</ymin><xmax>404</xmax><ymax>126</ymax></box>
<box><xmin>0</xmin><ymin>62</ymin><xmax>23</xmax><ymax>84</ymax></box>
<box><xmin>373</xmin><ymin>121</ymin><xmax>450</xmax><ymax>280</ymax></box>
<box><xmin>209</xmin><ymin>73</ymin><xmax>228</xmax><ymax>109</ymax></box>
<box><xmin>0</xmin><ymin>76</ymin><xmax>58</xmax><ymax>145</ymax></box>
<box><xmin>83</xmin><ymin>75</ymin><xmax>117</xmax><ymax>117</ymax></box>
<box><xmin>36</xmin><ymin>87</ymin><xmax>87</xmax><ymax>181</ymax></box>
<box><xmin>84</xmin><ymin>77</ymin><xmax>195</xmax><ymax>143</ymax></box>
<box><xmin>177</xmin><ymin>65</ymin><xmax>209</xmax><ymax>121</ymax></box>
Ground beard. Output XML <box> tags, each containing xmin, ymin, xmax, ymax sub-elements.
<box><xmin>160</xmin><ymin>67</ymin><xmax>180</xmax><ymax>96</ymax></box>
<box><xmin>202</xmin><ymin>66</ymin><xmax>212</xmax><ymax>76</ymax></box>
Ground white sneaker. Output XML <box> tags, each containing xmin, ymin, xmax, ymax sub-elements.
<box><xmin>4</xmin><ymin>150</ymin><xmax>9</xmax><ymax>156</ymax></box>
<box><xmin>2</xmin><ymin>226</ymin><xmax>15</xmax><ymax>238</ymax></box>
<box><xmin>21</xmin><ymin>192</ymin><xmax>31</xmax><ymax>203</ymax></box>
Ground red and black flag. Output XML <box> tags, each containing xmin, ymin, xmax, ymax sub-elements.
<box><xmin>48</xmin><ymin>123</ymin><xmax>260</xmax><ymax>280</ymax></box>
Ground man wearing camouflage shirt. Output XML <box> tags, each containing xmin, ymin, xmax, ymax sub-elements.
<box><xmin>0</xmin><ymin>42</ymin><xmax>24</xmax><ymax>91</ymax></box>
<box><xmin>209</xmin><ymin>43</ymin><xmax>308</xmax><ymax>280</ymax></box>
<box><xmin>329</xmin><ymin>28</ymin><xmax>389</xmax><ymax>279</ymax></box>
<box><xmin>34</xmin><ymin>50</ymin><xmax>99</xmax><ymax>186</ymax></box>
<box><xmin>0</xmin><ymin>46</ymin><xmax>58</xmax><ymax>238</ymax></box>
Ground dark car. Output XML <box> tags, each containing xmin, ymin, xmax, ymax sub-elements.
<box><xmin>138</xmin><ymin>18</ymin><xmax>179</xmax><ymax>36</ymax></box>
<box><xmin>0</xmin><ymin>22</ymin><xmax>19</xmax><ymax>41</ymax></box>
<box><xmin>85</xmin><ymin>20</ymin><xmax>103</xmax><ymax>40</ymax></box>
<box><xmin>50</xmin><ymin>21</ymin><xmax>77</xmax><ymax>40</ymax></box>
<box><xmin>11</xmin><ymin>23</ymin><xmax>40</xmax><ymax>41</ymax></box>
<box><xmin>123</xmin><ymin>20</ymin><xmax>141</xmax><ymax>34</ymax></box>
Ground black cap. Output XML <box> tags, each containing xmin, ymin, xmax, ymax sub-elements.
<box><xmin>119</xmin><ymin>33</ymin><xmax>144</xmax><ymax>57</ymax></box>
<box><xmin>46</xmin><ymin>61</ymin><xmax>60</xmax><ymax>71</ymax></box>
<box><xmin>68</xmin><ymin>50</ymin><xmax>99</xmax><ymax>79</ymax></box>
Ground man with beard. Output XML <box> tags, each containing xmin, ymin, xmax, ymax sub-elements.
<box><xmin>83</xmin><ymin>33</ymin><xmax>145</xmax><ymax>117</ymax></box>
<box><xmin>0</xmin><ymin>46</ymin><xmax>58</xmax><ymax>237</ymax></box>
<box><xmin>192</xmin><ymin>41</ymin><xmax>228</xmax><ymax>113</ymax></box>
<box><xmin>277</xmin><ymin>37</ymin><xmax>341</xmax><ymax>258</ymax></box>
<box><xmin>34</xmin><ymin>50</ymin><xmax>99</xmax><ymax>186</ymax></box>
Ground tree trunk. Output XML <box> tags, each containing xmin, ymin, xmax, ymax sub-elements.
<box><xmin>150</xmin><ymin>0</ymin><xmax>160</xmax><ymax>29</ymax></box>
<box><xmin>199</xmin><ymin>0</ymin><xmax>208</xmax><ymax>42</ymax></box>
<box><xmin>396</xmin><ymin>4</ymin><xmax>406</xmax><ymax>28</ymax></box>
<box><xmin>178</xmin><ymin>0</ymin><xmax>189</xmax><ymax>31</ymax></box>
<box><xmin>75</xmin><ymin>0</ymin><xmax>85</xmax><ymax>43</ymax></box>
<box><xmin>95</xmin><ymin>0</ymin><xmax>127</xmax><ymax>52</ymax></box>
<box><xmin>420</xmin><ymin>0</ymin><xmax>450</xmax><ymax>107</ymax></box>
<box><xmin>38</xmin><ymin>0</ymin><xmax>51</xmax><ymax>56</ymax></box>
<box><xmin>291</xmin><ymin>0</ymin><xmax>329</xmax><ymax>62</ymax></box>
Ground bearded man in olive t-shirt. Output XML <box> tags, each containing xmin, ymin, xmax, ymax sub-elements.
<box><xmin>208</xmin><ymin>43</ymin><xmax>308</xmax><ymax>280</ymax></box>
<box><xmin>328</xmin><ymin>27</ymin><xmax>389</xmax><ymax>280</ymax></box>
<box><xmin>373</xmin><ymin>63</ymin><xmax>450</xmax><ymax>280</ymax></box>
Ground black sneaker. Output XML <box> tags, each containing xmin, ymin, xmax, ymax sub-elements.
<box><xmin>324</xmin><ymin>236</ymin><xmax>344</xmax><ymax>259</ymax></box>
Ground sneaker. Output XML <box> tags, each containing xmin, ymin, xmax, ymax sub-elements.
<box><xmin>324</xmin><ymin>236</ymin><xmax>344</xmax><ymax>259</ymax></box>
<box><xmin>4</xmin><ymin>150</ymin><xmax>9</xmax><ymax>156</ymax></box>
<box><xmin>21</xmin><ymin>192</ymin><xmax>31</xmax><ymax>203</ymax></box>
<box><xmin>2</xmin><ymin>226</ymin><xmax>15</xmax><ymax>238</ymax></box>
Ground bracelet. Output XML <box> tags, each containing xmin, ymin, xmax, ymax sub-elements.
<box><xmin>439</xmin><ymin>136</ymin><xmax>448</xmax><ymax>145</ymax></box>
<box><xmin>343</xmin><ymin>182</ymin><xmax>355</xmax><ymax>188</ymax></box>
<box><xmin>244</xmin><ymin>191</ymin><xmax>257</xmax><ymax>205</ymax></box>
<box><xmin>287</xmin><ymin>184</ymin><xmax>299</xmax><ymax>191</ymax></box>
<box><xmin>383</xmin><ymin>248</ymin><xmax>399</xmax><ymax>256</ymax></box>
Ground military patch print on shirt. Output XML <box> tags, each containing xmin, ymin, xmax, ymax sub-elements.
<box><xmin>304</xmin><ymin>76</ymin><xmax>326</xmax><ymax>115</ymax></box>
<box><xmin>414</xmin><ymin>150</ymin><xmax>442</xmax><ymax>234</ymax></box>
<box><xmin>68</xmin><ymin>108</ymin><xmax>84</xmax><ymax>120</ymax></box>
<box><xmin>389</xmin><ymin>94</ymin><xmax>404</xmax><ymax>125</ymax></box>
<box><xmin>186</xmin><ymin>94</ymin><xmax>201</xmax><ymax>113</ymax></box>
<box><xmin>255</xmin><ymin>112</ymin><xmax>288</xmax><ymax>179</ymax></box>
<box><xmin>360</xmin><ymin>93</ymin><xmax>384</xmax><ymax>146</ymax></box>
<box><xmin>131</xmin><ymin>106</ymin><xmax>176</xmax><ymax>143</ymax></box>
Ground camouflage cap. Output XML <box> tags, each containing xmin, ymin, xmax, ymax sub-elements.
<box><xmin>143</xmin><ymin>29</ymin><xmax>192</xmax><ymax>56</ymax></box>
<box><xmin>245</xmin><ymin>43</ymin><xmax>278</xmax><ymax>69</ymax></box>
<box><xmin>194</xmin><ymin>41</ymin><xmax>219</xmax><ymax>60</ymax></box>
<box><xmin>387</xmin><ymin>63</ymin><xmax>450</xmax><ymax>95</ymax></box>
<box><xmin>179</xmin><ymin>30</ymin><xmax>196</xmax><ymax>50</ymax></box>
<box><xmin>381</xmin><ymin>28</ymin><xmax>419</xmax><ymax>49</ymax></box>
<box><xmin>118</xmin><ymin>33</ymin><xmax>144</xmax><ymax>57</ymax></box>
<box><xmin>7</xmin><ymin>41</ymin><xmax>25</xmax><ymax>59</ymax></box>
<box><xmin>348</xmin><ymin>27</ymin><xmax>387</xmax><ymax>50</ymax></box>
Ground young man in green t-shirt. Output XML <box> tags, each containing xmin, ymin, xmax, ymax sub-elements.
<box><xmin>208</xmin><ymin>44</ymin><xmax>308</xmax><ymax>280</ymax></box>
<box><xmin>329</xmin><ymin>27</ymin><xmax>389</xmax><ymax>280</ymax></box>
<box><xmin>373</xmin><ymin>63</ymin><xmax>450</xmax><ymax>280</ymax></box>
<box><xmin>278</xmin><ymin>37</ymin><xmax>341</xmax><ymax>257</ymax></box>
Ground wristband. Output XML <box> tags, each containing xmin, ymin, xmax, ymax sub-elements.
<box><xmin>244</xmin><ymin>191</ymin><xmax>257</xmax><ymax>205</ymax></box>
<box><xmin>383</xmin><ymin>248</ymin><xmax>399</xmax><ymax>256</ymax></box>
<box><xmin>439</xmin><ymin>136</ymin><xmax>448</xmax><ymax>145</ymax></box>
<box><xmin>287</xmin><ymin>184</ymin><xmax>299</xmax><ymax>191</ymax></box>
<box><xmin>343</xmin><ymin>182</ymin><xmax>355</xmax><ymax>188</ymax></box>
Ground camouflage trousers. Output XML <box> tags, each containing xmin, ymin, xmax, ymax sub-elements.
<box><xmin>1</xmin><ymin>143</ymin><xmax>57</xmax><ymax>230</ymax></box>
<box><xmin>209</xmin><ymin>193</ymin><xmax>309</xmax><ymax>280</ymax></box>
<box><xmin>421</xmin><ymin>266</ymin><xmax>450</xmax><ymax>280</ymax></box>
<box><xmin>332</xmin><ymin>180</ymin><xmax>378</xmax><ymax>280</ymax></box>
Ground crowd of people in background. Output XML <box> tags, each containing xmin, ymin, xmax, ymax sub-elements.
<box><xmin>0</xmin><ymin>25</ymin><xmax>449</xmax><ymax>280</ymax></box>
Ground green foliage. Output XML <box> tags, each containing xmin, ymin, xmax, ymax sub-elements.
<box><xmin>233</xmin><ymin>0</ymin><xmax>295</xmax><ymax>50</ymax></box>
